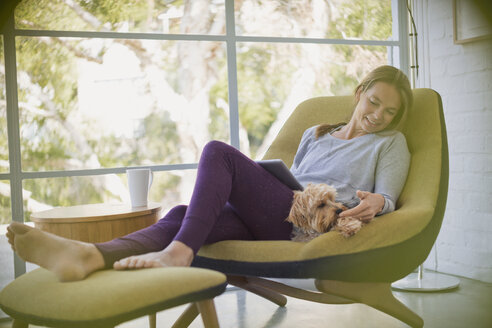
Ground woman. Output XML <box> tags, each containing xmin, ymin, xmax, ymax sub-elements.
<box><xmin>7</xmin><ymin>65</ymin><xmax>412</xmax><ymax>282</ymax></box>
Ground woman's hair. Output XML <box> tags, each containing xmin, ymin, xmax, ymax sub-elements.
<box><xmin>315</xmin><ymin>65</ymin><xmax>413</xmax><ymax>139</ymax></box>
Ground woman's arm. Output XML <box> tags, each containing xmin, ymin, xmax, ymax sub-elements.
<box><xmin>374</xmin><ymin>132</ymin><xmax>411</xmax><ymax>215</ymax></box>
<box><xmin>340</xmin><ymin>132</ymin><xmax>411</xmax><ymax>220</ymax></box>
<box><xmin>290</xmin><ymin>126</ymin><xmax>317</xmax><ymax>171</ymax></box>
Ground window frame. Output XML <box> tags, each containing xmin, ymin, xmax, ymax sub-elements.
<box><xmin>1</xmin><ymin>0</ymin><xmax>409</xmax><ymax>278</ymax></box>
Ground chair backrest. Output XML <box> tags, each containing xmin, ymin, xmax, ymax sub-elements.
<box><xmin>263</xmin><ymin>88</ymin><xmax>449</xmax><ymax>279</ymax></box>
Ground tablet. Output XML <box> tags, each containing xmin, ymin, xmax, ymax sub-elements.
<box><xmin>256</xmin><ymin>159</ymin><xmax>304</xmax><ymax>191</ymax></box>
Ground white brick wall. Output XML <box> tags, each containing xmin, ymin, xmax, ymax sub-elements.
<box><xmin>415</xmin><ymin>0</ymin><xmax>492</xmax><ymax>283</ymax></box>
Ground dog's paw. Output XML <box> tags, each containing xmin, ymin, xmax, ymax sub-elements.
<box><xmin>334</xmin><ymin>217</ymin><xmax>362</xmax><ymax>238</ymax></box>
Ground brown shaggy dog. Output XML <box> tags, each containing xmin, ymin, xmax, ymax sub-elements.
<box><xmin>286</xmin><ymin>183</ymin><xmax>369</xmax><ymax>241</ymax></box>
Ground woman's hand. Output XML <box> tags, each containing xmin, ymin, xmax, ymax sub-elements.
<box><xmin>339</xmin><ymin>190</ymin><xmax>385</xmax><ymax>222</ymax></box>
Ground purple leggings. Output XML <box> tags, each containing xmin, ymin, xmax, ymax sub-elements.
<box><xmin>95</xmin><ymin>141</ymin><xmax>294</xmax><ymax>267</ymax></box>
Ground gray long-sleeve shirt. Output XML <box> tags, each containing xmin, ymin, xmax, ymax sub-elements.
<box><xmin>290</xmin><ymin>125</ymin><xmax>411</xmax><ymax>215</ymax></box>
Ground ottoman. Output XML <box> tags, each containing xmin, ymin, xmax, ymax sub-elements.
<box><xmin>0</xmin><ymin>267</ymin><xmax>227</xmax><ymax>328</ymax></box>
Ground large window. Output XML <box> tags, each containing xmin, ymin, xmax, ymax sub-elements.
<box><xmin>0</xmin><ymin>0</ymin><xmax>408</xmax><ymax>284</ymax></box>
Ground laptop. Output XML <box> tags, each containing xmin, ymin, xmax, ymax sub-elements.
<box><xmin>256</xmin><ymin>159</ymin><xmax>304</xmax><ymax>191</ymax></box>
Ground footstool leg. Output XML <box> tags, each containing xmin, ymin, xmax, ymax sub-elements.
<box><xmin>172</xmin><ymin>303</ymin><xmax>199</xmax><ymax>328</ymax></box>
<box><xmin>196</xmin><ymin>299</ymin><xmax>220</xmax><ymax>328</ymax></box>
<box><xmin>149</xmin><ymin>313</ymin><xmax>156</xmax><ymax>328</ymax></box>
<box><xmin>12</xmin><ymin>319</ymin><xmax>29</xmax><ymax>328</ymax></box>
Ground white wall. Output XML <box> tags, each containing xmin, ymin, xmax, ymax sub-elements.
<box><xmin>414</xmin><ymin>0</ymin><xmax>492</xmax><ymax>283</ymax></box>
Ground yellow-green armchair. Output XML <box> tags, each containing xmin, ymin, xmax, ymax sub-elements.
<box><xmin>192</xmin><ymin>88</ymin><xmax>447</xmax><ymax>328</ymax></box>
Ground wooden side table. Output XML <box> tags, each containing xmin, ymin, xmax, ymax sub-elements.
<box><xmin>31</xmin><ymin>202</ymin><xmax>162</xmax><ymax>243</ymax></box>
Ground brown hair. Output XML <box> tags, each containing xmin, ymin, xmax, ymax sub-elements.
<box><xmin>316</xmin><ymin>65</ymin><xmax>413</xmax><ymax>138</ymax></box>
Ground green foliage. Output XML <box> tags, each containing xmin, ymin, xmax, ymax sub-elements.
<box><xmin>148</xmin><ymin>171</ymin><xmax>181</xmax><ymax>210</ymax></box>
<box><xmin>327</xmin><ymin>0</ymin><xmax>392</xmax><ymax>40</ymax></box>
<box><xmin>16</xmin><ymin>37</ymin><xmax>79</xmax><ymax>119</ymax></box>
<box><xmin>236</xmin><ymin>45</ymin><xmax>294</xmax><ymax>156</ymax></box>
<box><xmin>15</xmin><ymin>0</ymin><xmax>185</xmax><ymax>33</ymax></box>
<box><xmin>6</xmin><ymin>1</ymin><xmax>188</xmax><ymax>216</ymax></box>
<box><xmin>317</xmin><ymin>63</ymin><xmax>358</xmax><ymax>97</ymax></box>
<box><xmin>15</xmin><ymin>0</ymin><xmax>92</xmax><ymax>30</ymax></box>
<box><xmin>0</xmin><ymin>193</ymin><xmax>12</xmax><ymax>225</ymax></box>
<box><xmin>136</xmin><ymin>111</ymin><xmax>181</xmax><ymax>164</ymax></box>
<box><xmin>0</xmin><ymin>113</ymin><xmax>7</xmax><ymax>172</ymax></box>
<box><xmin>22</xmin><ymin>176</ymin><xmax>106</xmax><ymax>222</ymax></box>
<box><xmin>22</xmin><ymin>132</ymin><xmax>72</xmax><ymax>171</ymax></box>
<box><xmin>208</xmin><ymin>64</ymin><xmax>230</xmax><ymax>143</ymax></box>
<box><xmin>78</xmin><ymin>0</ymin><xmax>139</xmax><ymax>24</ymax></box>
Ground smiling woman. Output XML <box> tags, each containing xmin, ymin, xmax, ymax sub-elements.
<box><xmin>318</xmin><ymin>65</ymin><xmax>413</xmax><ymax>140</ymax></box>
<box><xmin>293</xmin><ymin>66</ymin><xmax>413</xmax><ymax>220</ymax></box>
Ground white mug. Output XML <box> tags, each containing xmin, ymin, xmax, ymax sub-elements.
<box><xmin>126</xmin><ymin>168</ymin><xmax>153</xmax><ymax>208</ymax></box>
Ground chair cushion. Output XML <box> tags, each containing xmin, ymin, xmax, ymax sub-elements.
<box><xmin>0</xmin><ymin>267</ymin><xmax>226</xmax><ymax>328</ymax></box>
<box><xmin>194</xmin><ymin>89</ymin><xmax>447</xmax><ymax>283</ymax></box>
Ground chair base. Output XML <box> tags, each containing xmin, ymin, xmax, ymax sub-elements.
<box><xmin>392</xmin><ymin>270</ymin><xmax>460</xmax><ymax>292</ymax></box>
<box><xmin>226</xmin><ymin>275</ymin><xmax>424</xmax><ymax>328</ymax></box>
<box><xmin>172</xmin><ymin>300</ymin><xmax>219</xmax><ymax>328</ymax></box>
<box><xmin>12</xmin><ymin>319</ymin><xmax>28</xmax><ymax>328</ymax></box>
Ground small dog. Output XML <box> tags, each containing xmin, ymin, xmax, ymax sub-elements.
<box><xmin>286</xmin><ymin>183</ymin><xmax>369</xmax><ymax>241</ymax></box>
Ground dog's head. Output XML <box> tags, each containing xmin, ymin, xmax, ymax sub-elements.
<box><xmin>286</xmin><ymin>183</ymin><xmax>346</xmax><ymax>233</ymax></box>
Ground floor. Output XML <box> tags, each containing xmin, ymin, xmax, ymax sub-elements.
<box><xmin>1</xmin><ymin>272</ymin><xmax>491</xmax><ymax>328</ymax></box>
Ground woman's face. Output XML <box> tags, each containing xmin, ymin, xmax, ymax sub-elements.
<box><xmin>352</xmin><ymin>82</ymin><xmax>401</xmax><ymax>134</ymax></box>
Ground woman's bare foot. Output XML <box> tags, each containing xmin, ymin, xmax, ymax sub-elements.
<box><xmin>113</xmin><ymin>241</ymin><xmax>193</xmax><ymax>270</ymax></box>
<box><xmin>6</xmin><ymin>222</ymin><xmax>105</xmax><ymax>282</ymax></box>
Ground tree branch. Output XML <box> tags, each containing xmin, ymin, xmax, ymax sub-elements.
<box><xmin>63</xmin><ymin>0</ymin><xmax>104</xmax><ymax>29</ymax></box>
<box><xmin>61</xmin><ymin>0</ymin><xmax>153</xmax><ymax>67</ymax></box>
<box><xmin>18</xmin><ymin>19</ymin><xmax>103</xmax><ymax>64</ymax></box>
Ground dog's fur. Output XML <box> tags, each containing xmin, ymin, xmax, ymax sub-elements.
<box><xmin>286</xmin><ymin>183</ymin><xmax>369</xmax><ymax>241</ymax></box>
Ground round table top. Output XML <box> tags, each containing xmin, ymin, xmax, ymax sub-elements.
<box><xmin>31</xmin><ymin>202</ymin><xmax>162</xmax><ymax>223</ymax></box>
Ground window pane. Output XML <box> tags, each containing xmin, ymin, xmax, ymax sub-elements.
<box><xmin>237</xmin><ymin>42</ymin><xmax>389</xmax><ymax>159</ymax></box>
<box><xmin>22</xmin><ymin>170</ymin><xmax>197</xmax><ymax>222</ymax></box>
<box><xmin>0</xmin><ymin>245</ymin><xmax>14</xmax><ymax>318</ymax></box>
<box><xmin>0</xmin><ymin>180</ymin><xmax>12</xmax><ymax>226</ymax></box>
<box><xmin>236</xmin><ymin>0</ymin><xmax>393</xmax><ymax>40</ymax></box>
<box><xmin>16</xmin><ymin>37</ymin><xmax>229</xmax><ymax>171</ymax></box>
<box><xmin>0</xmin><ymin>36</ymin><xmax>8</xmax><ymax>173</ymax></box>
<box><xmin>0</xmin><ymin>180</ymin><xmax>13</xmax><ymax>319</ymax></box>
<box><xmin>15</xmin><ymin>0</ymin><xmax>226</xmax><ymax>35</ymax></box>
